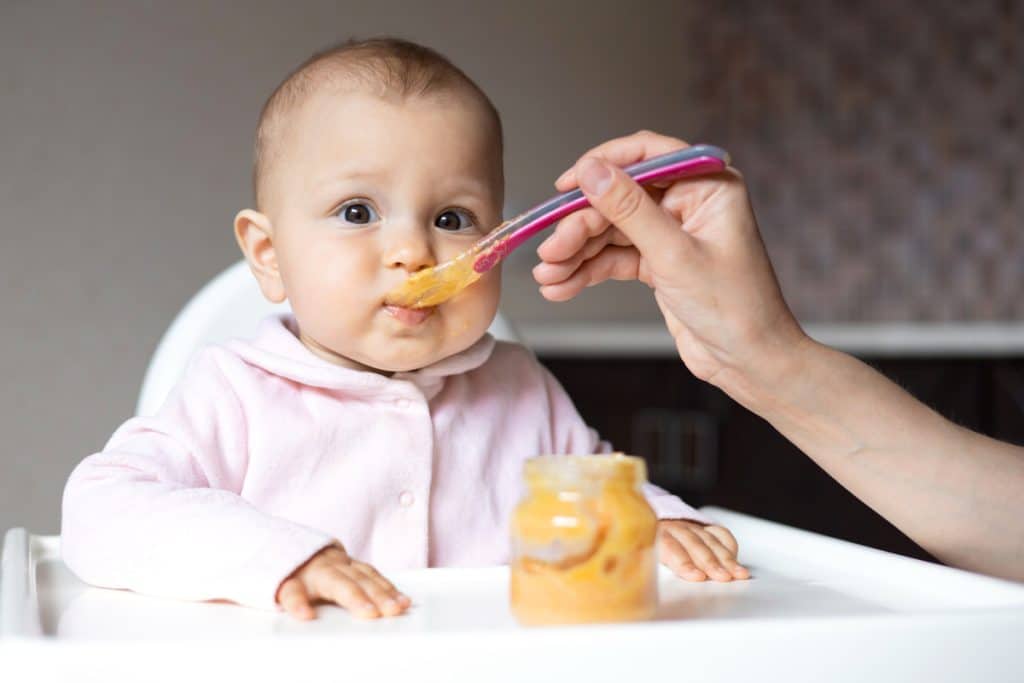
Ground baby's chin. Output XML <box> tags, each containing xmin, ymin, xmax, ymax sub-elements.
<box><xmin>300</xmin><ymin>314</ymin><xmax>496</xmax><ymax>374</ymax></box>
<box><xmin>359</xmin><ymin>338</ymin><xmax>481</xmax><ymax>374</ymax></box>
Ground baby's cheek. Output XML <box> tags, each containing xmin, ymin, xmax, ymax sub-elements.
<box><xmin>443</xmin><ymin>305</ymin><xmax>483</xmax><ymax>340</ymax></box>
<box><xmin>444</xmin><ymin>289</ymin><xmax>498</xmax><ymax>346</ymax></box>
<box><xmin>480</xmin><ymin>267</ymin><xmax>502</xmax><ymax>308</ymax></box>
<box><xmin>471</xmin><ymin>275</ymin><xmax>502</xmax><ymax>330</ymax></box>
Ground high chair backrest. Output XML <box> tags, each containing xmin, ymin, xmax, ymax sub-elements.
<box><xmin>136</xmin><ymin>260</ymin><xmax>521</xmax><ymax>416</ymax></box>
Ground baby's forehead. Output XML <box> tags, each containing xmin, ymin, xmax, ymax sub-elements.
<box><xmin>264</xmin><ymin>84</ymin><xmax>503</xmax><ymax>204</ymax></box>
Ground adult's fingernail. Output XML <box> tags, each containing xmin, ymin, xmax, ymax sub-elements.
<box><xmin>555</xmin><ymin>169</ymin><xmax>572</xmax><ymax>185</ymax></box>
<box><xmin>577</xmin><ymin>158</ymin><xmax>612</xmax><ymax>196</ymax></box>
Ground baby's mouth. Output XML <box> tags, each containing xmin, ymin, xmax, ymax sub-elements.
<box><xmin>383</xmin><ymin>303</ymin><xmax>436</xmax><ymax>326</ymax></box>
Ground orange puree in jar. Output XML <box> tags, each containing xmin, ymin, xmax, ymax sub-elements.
<box><xmin>510</xmin><ymin>454</ymin><xmax>658</xmax><ymax>625</ymax></box>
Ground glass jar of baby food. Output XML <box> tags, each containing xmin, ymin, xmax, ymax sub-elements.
<box><xmin>510</xmin><ymin>453</ymin><xmax>658</xmax><ymax>625</ymax></box>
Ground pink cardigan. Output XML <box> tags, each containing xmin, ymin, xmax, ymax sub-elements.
<box><xmin>62</xmin><ymin>315</ymin><xmax>708</xmax><ymax>609</ymax></box>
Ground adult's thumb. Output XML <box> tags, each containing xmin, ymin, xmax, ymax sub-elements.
<box><xmin>576</xmin><ymin>157</ymin><xmax>690</xmax><ymax>260</ymax></box>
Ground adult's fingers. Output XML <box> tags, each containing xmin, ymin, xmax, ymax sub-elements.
<box><xmin>555</xmin><ymin>131</ymin><xmax>689</xmax><ymax>191</ymax></box>
<box><xmin>537</xmin><ymin>246</ymin><xmax>643</xmax><ymax>302</ymax></box>
<box><xmin>277</xmin><ymin>577</ymin><xmax>316</xmax><ymax>621</ymax></box>
<box><xmin>574</xmin><ymin>157</ymin><xmax>697</xmax><ymax>266</ymax></box>
<box><xmin>536</xmin><ymin>206</ymin><xmax>611</xmax><ymax>263</ymax></box>
<box><xmin>658</xmin><ymin>530</ymin><xmax>706</xmax><ymax>581</ymax></box>
<box><xmin>659</xmin><ymin>169</ymin><xmax>749</xmax><ymax>236</ymax></box>
<box><xmin>533</xmin><ymin>231</ymin><xmax>618</xmax><ymax>286</ymax></box>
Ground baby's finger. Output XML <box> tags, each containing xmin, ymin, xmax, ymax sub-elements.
<box><xmin>314</xmin><ymin>568</ymin><xmax>380</xmax><ymax>619</ymax></box>
<box><xmin>538</xmin><ymin>246</ymin><xmax>643</xmax><ymax>302</ymax></box>
<box><xmin>537</xmin><ymin>207</ymin><xmax>611</xmax><ymax>263</ymax></box>
<box><xmin>277</xmin><ymin>577</ymin><xmax>316</xmax><ymax>621</ymax></box>
<box><xmin>352</xmin><ymin>563</ymin><xmax>411</xmax><ymax>605</ymax></box>
<box><xmin>704</xmin><ymin>525</ymin><xmax>739</xmax><ymax>554</ymax></box>
<box><xmin>350</xmin><ymin>564</ymin><xmax>410</xmax><ymax>616</ymax></box>
<box><xmin>555</xmin><ymin>131</ymin><xmax>690</xmax><ymax>191</ymax></box>
<box><xmin>658</xmin><ymin>529</ymin><xmax>706</xmax><ymax>581</ymax></box>
<box><xmin>672</xmin><ymin>526</ymin><xmax>733</xmax><ymax>582</ymax></box>
<box><xmin>697</xmin><ymin>529</ymin><xmax>750</xmax><ymax>580</ymax></box>
<box><xmin>704</xmin><ymin>526</ymin><xmax>750</xmax><ymax>579</ymax></box>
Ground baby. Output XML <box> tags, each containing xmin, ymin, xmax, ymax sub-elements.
<box><xmin>61</xmin><ymin>38</ymin><xmax>749</xmax><ymax>621</ymax></box>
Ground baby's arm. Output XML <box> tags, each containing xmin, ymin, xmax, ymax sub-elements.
<box><xmin>536</xmin><ymin>359</ymin><xmax>749</xmax><ymax>581</ymax></box>
<box><xmin>61</xmin><ymin>348</ymin><xmax>403</xmax><ymax>614</ymax></box>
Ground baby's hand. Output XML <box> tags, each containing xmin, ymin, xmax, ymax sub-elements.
<box><xmin>658</xmin><ymin>520</ymin><xmax>751</xmax><ymax>582</ymax></box>
<box><xmin>276</xmin><ymin>543</ymin><xmax>411</xmax><ymax>620</ymax></box>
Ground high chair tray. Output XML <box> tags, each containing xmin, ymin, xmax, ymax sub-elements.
<box><xmin>3</xmin><ymin>507</ymin><xmax>1023</xmax><ymax>682</ymax></box>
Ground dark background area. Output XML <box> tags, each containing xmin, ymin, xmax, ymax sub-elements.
<box><xmin>543</xmin><ymin>355</ymin><xmax>1024</xmax><ymax>561</ymax></box>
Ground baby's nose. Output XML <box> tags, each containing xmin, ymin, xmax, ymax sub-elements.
<box><xmin>383</xmin><ymin>231</ymin><xmax>436</xmax><ymax>273</ymax></box>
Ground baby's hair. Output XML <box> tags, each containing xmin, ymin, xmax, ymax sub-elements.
<box><xmin>252</xmin><ymin>36</ymin><xmax>504</xmax><ymax>210</ymax></box>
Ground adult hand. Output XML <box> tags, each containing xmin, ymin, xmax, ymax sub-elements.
<box><xmin>534</xmin><ymin>131</ymin><xmax>807</xmax><ymax>389</ymax></box>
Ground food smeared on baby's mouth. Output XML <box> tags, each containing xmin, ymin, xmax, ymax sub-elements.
<box><xmin>385</xmin><ymin>231</ymin><xmax>509</xmax><ymax>309</ymax></box>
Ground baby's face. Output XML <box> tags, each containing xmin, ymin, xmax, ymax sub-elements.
<box><xmin>258</xmin><ymin>91</ymin><xmax>503</xmax><ymax>373</ymax></box>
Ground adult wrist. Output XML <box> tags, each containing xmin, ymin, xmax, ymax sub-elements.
<box><xmin>711</xmin><ymin>323</ymin><xmax>819</xmax><ymax>418</ymax></box>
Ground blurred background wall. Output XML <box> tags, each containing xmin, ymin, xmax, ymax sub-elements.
<box><xmin>1</xmin><ymin>0</ymin><xmax>1021</xmax><ymax>532</ymax></box>
<box><xmin>688</xmin><ymin>2</ymin><xmax>1023</xmax><ymax>322</ymax></box>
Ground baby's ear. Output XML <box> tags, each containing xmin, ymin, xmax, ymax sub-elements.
<box><xmin>234</xmin><ymin>209</ymin><xmax>286</xmax><ymax>303</ymax></box>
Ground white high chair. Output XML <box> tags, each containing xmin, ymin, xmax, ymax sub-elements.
<box><xmin>136</xmin><ymin>260</ymin><xmax>520</xmax><ymax>416</ymax></box>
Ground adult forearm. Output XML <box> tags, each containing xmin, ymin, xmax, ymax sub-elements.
<box><xmin>721</xmin><ymin>336</ymin><xmax>1024</xmax><ymax>581</ymax></box>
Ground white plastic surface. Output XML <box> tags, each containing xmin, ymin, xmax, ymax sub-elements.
<box><xmin>136</xmin><ymin>259</ymin><xmax>522</xmax><ymax>416</ymax></box>
<box><xmin>3</xmin><ymin>508</ymin><xmax>1024</xmax><ymax>681</ymax></box>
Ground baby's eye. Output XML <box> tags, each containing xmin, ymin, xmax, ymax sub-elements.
<box><xmin>434</xmin><ymin>208</ymin><xmax>478</xmax><ymax>232</ymax></box>
<box><xmin>336</xmin><ymin>200</ymin><xmax>379</xmax><ymax>225</ymax></box>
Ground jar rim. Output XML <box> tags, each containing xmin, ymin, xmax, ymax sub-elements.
<box><xmin>523</xmin><ymin>453</ymin><xmax>647</xmax><ymax>486</ymax></box>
